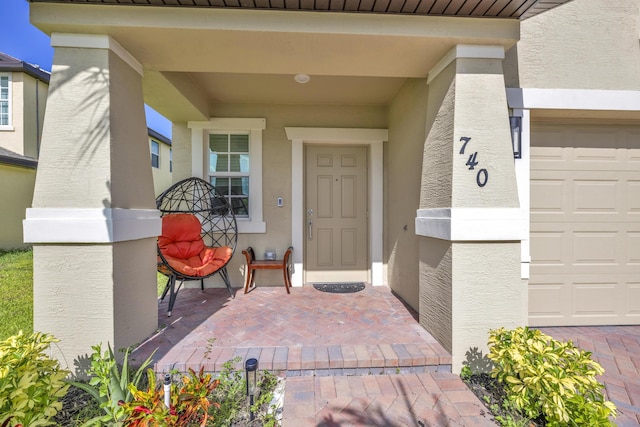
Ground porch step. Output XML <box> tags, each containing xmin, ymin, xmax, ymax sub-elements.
<box><xmin>149</xmin><ymin>342</ymin><xmax>452</xmax><ymax>376</ymax></box>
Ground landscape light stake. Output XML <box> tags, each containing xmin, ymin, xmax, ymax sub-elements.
<box><xmin>164</xmin><ymin>373</ymin><xmax>171</xmax><ymax>409</ymax></box>
<box><xmin>245</xmin><ymin>358</ymin><xmax>258</xmax><ymax>421</ymax></box>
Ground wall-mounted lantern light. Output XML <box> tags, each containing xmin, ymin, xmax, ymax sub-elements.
<box><xmin>245</xmin><ymin>358</ymin><xmax>258</xmax><ymax>421</ymax></box>
<box><xmin>510</xmin><ymin>116</ymin><xmax>522</xmax><ymax>159</ymax></box>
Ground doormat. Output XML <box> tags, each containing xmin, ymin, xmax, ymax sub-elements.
<box><xmin>312</xmin><ymin>283</ymin><xmax>365</xmax><ymax>294</ymax></box>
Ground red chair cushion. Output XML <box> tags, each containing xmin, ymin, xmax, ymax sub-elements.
<box><xmin>158</xmin><ymin>214</ymin><xmax>233</xmax><ymax>277</ymax></box>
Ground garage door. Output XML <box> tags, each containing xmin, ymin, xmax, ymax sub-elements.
<box><xmin>529</xmin><ymin>123</ymin><xmax>640</xmax><ymax>326</ymax></box>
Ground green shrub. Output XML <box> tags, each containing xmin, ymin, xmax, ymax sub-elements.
<box><xmin>0</xmin><ymin>331</ymin><xmax>69</xmax><ymax>427</ymax></box>
<box><xmin>488</xmin><ymin>327</ymin><xmax>617</xmax><ymax>426</ymax></box>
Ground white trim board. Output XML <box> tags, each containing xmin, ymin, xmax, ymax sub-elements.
<box><xmin>415</xmin><ymin>208</ymin><xmax>525</xmax><ymax>241</ymax></box>
<box><xmin>23</xmin><ymin>208</ymin><xmax>161</xmax><ymax>243</ymax></box>
<box><xmin>285</xmin><ymin>127</ymin><xmax>388</xmax><ymax>287</ymax></box>
<box><xmin>507</xmin><ymin>88</ymin><xmax>640</xmax><ymax>111</ymax></box>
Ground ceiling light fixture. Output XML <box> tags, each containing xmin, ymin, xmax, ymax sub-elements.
<box><xmin>294</xmin><ymin>74</ymin><xmax>310</xmax><ymax>84</ymax></box>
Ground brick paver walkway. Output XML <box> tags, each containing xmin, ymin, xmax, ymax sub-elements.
<box><xmin>541</xmin><ymin>326</ymin><xmax>640</xmax><ymax>426</ymax></box>
<box><xmin>283</xmin><ymin>372</ymin><xmax>496</xmax><ymax>426</ymax></box>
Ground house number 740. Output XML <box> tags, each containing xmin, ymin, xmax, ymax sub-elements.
<box><xmin>459</xmin><ymin>137</ymin><xmax>488</xmax><ymax>187</ymax></box>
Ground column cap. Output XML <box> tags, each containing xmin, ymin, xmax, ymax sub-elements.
<box><xmin>51</xmin><ymin>33</ymin><xmax>143</xmax><ymax>76</ymax></box>
<box><xmin>428</xmin><ymin>44</ymin><xmax>505</xmax><ymax>84</ymax></box>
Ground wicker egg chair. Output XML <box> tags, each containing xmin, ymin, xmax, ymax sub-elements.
<box><xmin>156</xmin><ymin>177</ymin><xmax>238</xmax><ymax>316</ymax></box>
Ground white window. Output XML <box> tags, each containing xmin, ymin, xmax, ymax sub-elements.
<box><xmin>188</xmin><ymin>118</ymin><xmax>266</xmax><ymax>233</ymax></box>
<box><xmin>0</xmin><ymin>73</ymin><xmax>11</xmax><ymax>129</ymax></box>
<box><xmin>151</xmin><ymin>140</ymin><xmax>159</xmax><ymax>168</ymax></box>
<box><xmin>209</xmin><ymin>133</ymin><xmax>250</xmax><ymax>217</ymax></box>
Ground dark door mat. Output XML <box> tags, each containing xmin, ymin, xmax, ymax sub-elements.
<box><xmin>312</xmin><ymin>282</ymin><xmax>366</xmax><ymax>293</ymax></box>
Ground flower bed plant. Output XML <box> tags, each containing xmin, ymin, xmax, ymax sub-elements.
<box><xmin>466</xmin><ymin>327</ymin><xmax>617</xmax><ymax>427</ymax></box>
<box><xmin>56</xmin><ymin>348</ymin><xmax>281</xmax><ymax>426</ymax></box>
<box><xmin>0</xmin><ymin>331</ymin><xmax>69</xmax><ymax>427</ymax></box>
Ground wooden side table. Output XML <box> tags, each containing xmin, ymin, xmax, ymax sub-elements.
<box><xmin>242</xmin><ymin>246</ymin><xmax>293</xmax><ymax>294</ymax></box>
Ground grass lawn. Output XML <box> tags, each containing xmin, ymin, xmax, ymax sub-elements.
<box><xmin>0</xmin><ymin>248</ymin><xmax>166</xmax><ymax>341</ymax></box>
<box><xmin>0</xmin><ymin>249</ymin><xmax>34</xmax><ymax>340</ymax></box>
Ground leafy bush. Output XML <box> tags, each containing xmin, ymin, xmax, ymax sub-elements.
<box><xmin>0</xmin><ymin>331</ymin><xmax>69</xmax><ymax>427</ymax></box>
<box><xmin>488</xmin><ymin>327</ymin><xmax>617</xmax><ymax>426</ymax></box>
<box><xmin>69</xmin><ymin>343</ymin><xmax>155</xmax><ymax>426</ymax></box>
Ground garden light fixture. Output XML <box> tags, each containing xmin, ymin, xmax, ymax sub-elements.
<box><xmin>163</xmin><ymin>373</ymin><xmax>171</xmax><ymax>408</ymax></box>
<box><xmin>245</xmin><ymin>358</ymin><xmax>258</xmax><ymax>421</ymax></box>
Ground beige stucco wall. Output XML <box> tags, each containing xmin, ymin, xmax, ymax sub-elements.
<box><xmin>33</xmin><ymin>48</ymin><xmax>112</xmax><ymax>208</ymax></box>
<box><xmin>176</xmin><ymin>103</ymin><xmax>387</xmax><ymax>289</ymax></box>
<box><xmin>171</xmin><ymin>123</ymin><xmax>192</xmax><ymax>183</ymax></box>
<box><xmin>451</xmin><ymin>242</ymin><xmax>523</xmax><ymax>368</ymax></box>
<box><xmin>504</xmin><ymin>0</ymin><xmax>640</xmax><ymax>89</ymax></box>
<box><xmin>33</xmin><ymin>49</ymin><xmax>155</xmax><ymax>209</ymax></box>
<box><xmin>0</xmin><ymin>72</ymin><xmax>47</xmax><ymax>159</ymax></box>
<box><xmin>385</xmin><ymin>79</ymin><xmax>429</xmax><ymax>310</ymax></box>
<box><xmin>34</xmin><ymin>240</ymin><xmax>158</xmax><ymax>369</ymax></box>
<box><xmin>0</xmin><ymin>164</ymin><xmax>36</xmax><ymax>250</ymax></box>
<box><xmin>151</xmin><ymin>139</ymin><xmax>172</xmax><ymax>195</ymax></box>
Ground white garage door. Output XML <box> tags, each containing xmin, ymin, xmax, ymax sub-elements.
<box><xmin>529</xmin><ymin>123</ymin><xmax>640</xmax><ymax>326</ymax></box>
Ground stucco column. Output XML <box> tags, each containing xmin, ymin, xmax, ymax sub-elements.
<box><xmin>23</xmin><ymin>34</ymin><xmax>160</xmax><ymax>371</ymax></box>
<box><xmin>415</xmin><ymin>45</ymin><xmax>526</xmax><ymax>372</ymax></box>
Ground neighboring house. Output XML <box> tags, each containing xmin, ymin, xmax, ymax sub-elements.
<box><xmin>0</xmin><ymin>52</ymin><xmax>48</xmax><ymax>250</ymax></box>
<box><xmin>149</xmin><ymin>128</ymin><xmax>172</xmax><ymax>195</ymax></box>
<box><xmin>23</xmin><ymin>0</ymin><xmax>640</xmax><ymax>371</ymax></box>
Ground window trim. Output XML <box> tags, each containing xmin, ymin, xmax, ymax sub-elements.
<box><xmin>0</xmin><ymin>73</ymin><xmax>13</xmax><ymax>130</ymax></box>
<box><xmin>151</xmin><ymin>140</ymin><xmax>160</xmax><ymax>168</ymax></box>
<box><xmin>188</xmin><ymin>118</ymin><xmax>266</xmax><ymax>234</ymax></box>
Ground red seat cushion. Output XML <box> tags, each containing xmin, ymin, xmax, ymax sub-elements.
<box><xmin>158</xmin><ymin>214</ymin><xmax>232</xmax><ymax>277</ymax></box>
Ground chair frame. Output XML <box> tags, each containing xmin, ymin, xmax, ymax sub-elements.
<box><xmin>156</xmin><ymin>177</ymin><xmax>238</xmax><ymax>315</ymax></box>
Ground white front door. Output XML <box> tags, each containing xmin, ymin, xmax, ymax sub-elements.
<box><xmin>305</xmin><ymin>145</ymin><xmax>368</xmax><ymax>283</ymax></box>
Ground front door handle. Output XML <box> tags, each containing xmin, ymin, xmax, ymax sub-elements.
<box><xmin>307</xmin><ymin>219</ymin><xmax>313</xmax><ymax>240</ymax></box>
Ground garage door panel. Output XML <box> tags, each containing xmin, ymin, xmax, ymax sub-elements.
<box><xmin>573</xmin><ymin>282</ymin><xmax>619</xmax><ymax>316</ymax></box>
<box><xmin>530</xmin><ymin>231</ymin><xmax>566</xmax><ymax>265</ymax></box>
<box><xmin>628</xmin><ymin>181</ymin><xmax>640</xmax><ymax>212</ymax></box>
<box><xmin>573</xmin><ymin>180</ymin><xmax>618</xmax><ymax>213</ymax></box>
<box><xmin>628</xmin><ymin>233</ymin><xmax>640</xmax><ymax>264</ymax></box>
<box><xmin>531</xmin><ymin>177</ymin><xmax>565</xmax><ymax>213</ymax></box>
<box><xmin>529</xmin><ymin>281</ymin><xmax>569</xmax><ymax>320</ymax></box>
<box><xmin>573</xmin><ymin>231</ymin><xmax>619</xmax><ymax>265</ymax></box>
<box><xmin>629</xmin><ymin>283</ymin><xmax>640</xmax><ymax>315</ymax></box>
<box><xmin>529</xmin><ymin>124</ymin><xmax>640</xmax><ymax>327</ymax></box>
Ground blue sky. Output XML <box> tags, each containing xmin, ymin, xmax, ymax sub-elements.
<box><xmin>1</xmin><ymin>0</ymin><xmax>172</xmax><ymax>138</ymax></box>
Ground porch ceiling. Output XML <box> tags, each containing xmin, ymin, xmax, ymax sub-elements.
<box><xmin>29</xmin><ymin>1</ymin><xmax>568</xmax><ymax>121</ymax></box>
